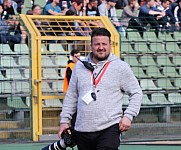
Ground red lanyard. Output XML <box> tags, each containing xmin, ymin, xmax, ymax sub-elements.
<box><xmin>92</xmin><ymin>61</ymin><xmax>110</xmax><ymax>87</ymax></box>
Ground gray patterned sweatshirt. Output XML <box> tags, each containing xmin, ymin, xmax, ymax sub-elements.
<box><xmin>60</xmin><ymin>53</ymin><xmax>142</xmax><ymax>132</ymax></box>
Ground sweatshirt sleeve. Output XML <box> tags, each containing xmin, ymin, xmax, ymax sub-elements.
<box><xmin>60</xmin><ymin>64</ymin><xmax>78</xmax><ymax>124</ymax></box>
<box><xmin>120</xmin><ymin>62</ymin><xmax>143</xmax><ymax>121</ymax></box>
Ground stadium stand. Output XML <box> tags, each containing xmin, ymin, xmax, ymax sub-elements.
<box><xmin>0</xmin><ymin>0</ymin><xmax>181</xmax><ymax>141</ymax></box>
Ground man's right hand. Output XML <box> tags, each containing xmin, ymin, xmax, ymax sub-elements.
<box><xmin>58</xmin><ymin>123</ymin><xmax>70</xmax><ymax>139</ymax></box>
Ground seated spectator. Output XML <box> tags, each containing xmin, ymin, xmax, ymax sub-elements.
<box><xmin>157</xmin><ymin>0</ymin><xmax>176</xmax><ymax>32</ymax></box>
<box><xmin>43</xmin><ymin>0</ymin><xmax>66</xmax><ymax>37</ymax></box>
<box><xmin>32</xmin><ymin>4</ymin><xmax>41</xmax><ymax>15</ymax></box>
<box><xmin>69</xmin><ymin>0</ymin><xmax>83</xmax><ymax>15</ymax></box>
<box><xmin>13</xmin><ymin>0</ymin><xmax>25</xmax><ymax>14</ymax></box>
<box><xmin>46</xmin><ymin>0</ymin><xmax>71</xmax><ymax>10</ymax></box>
<box><xmin>138</xmin><ymin>0</ymin><xmax>166</xmax><ymax>37</ymax></box>
<box><xmin>2</xmin><ymin>0</ymin><xmax>17</xmax><ymax>26</ymax></box>
<box><xmin>98</xmin><ymin>0</ymin><xmax>125</xmax><ymax>33</ymax></box>
<box><xmin>0</xmin><ymin>4</ymin><xmax>21</xmax><ymax>45</ymax></box>
<box><xmin>85</xmin><ymin>0</ymin><xmax>100</xmax><ymax>16</ymax></box>
<box><xmin>79</xmin><ymin>0</ymin><xmax>89</xmax><ymax>16</ymax></box>
<box><xmin>62</xmin><ymin>9</ymin><xmax>85</xmax><ymax>36</ymax></box>
<box><xmin>155</xmin><ymin>0</ymin><xmax>162</xmax><ymax>9</ymax></box>
<box><xmin>174</xmin><ymin>0</ymin><xmax>181</xmax><ymax>31</ymax></box>
<box><xmin>43</xmin><ymin>0</ymin><xmax>66</xmax><ymax>15</ymax></box>
<box><xmin>121</xmin><ymin>0</ymin><xmax>139</xmax><ymax>28</ymax></box>
<box><xmin>84</xmin><ymin>0</ymin><xmax>103</xmax><ymax>26</ymax></box>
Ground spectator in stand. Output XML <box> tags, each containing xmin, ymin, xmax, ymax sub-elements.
<box><xmin>138</xmin><ymin>0</ymin><xmax>166</xmax><ymax>37</ymax></box>
<box><xmin>32</xmin><ymin>4</ymin><xmax>42</xmax><ymax>25</ymax></box>
<box><xmin>43</xmin><ymin>0</ymin><xmax>66</xmax><ymax>15</ymax></box>
<box><xmin>98</xmin><ymin>0</ymin><xmax>125</xmax><ymax>33</ymax></box>
<box><xmin>69</xmin><ymin>0</ymin><xmax>84</xmax><ymax>15</ymax></box>
<box><xmin>85</xmin><ymin>0</ymin><xmax>103</xmax><ymax>26</ymax></box>
<box><xmin>174</xmin><ymin>0</ymin><xmax>181</xmax><ymax>30</ymax></box>
<box><xmin>12</xmin><ymin>0</ymin><xmax>25</xmax><ymax>14</ymax></box>
<box><xmin>121</xmin><ymin>0</ymin><xmax>139</xmax><ymax>29</ymax></box>
<box><xmin>43</xmin><ymin>0</ymin><xmax>66</xmax><ymax>37</ymax></box>
<box><xmin>32</xmin><ymin>4</ymin><xmax>41</xmax><ymax>15</ymax></box>
<box><xmin>157</xmin><ymin>0</ymin><xmax>176</xmax><ymax>32</ymax></box>
<box><xmin>1</xmin><ymin>0</ymin><xmax>17</xmax><ymax>26</ymax></box>
<box><xmin>85</xmin><ymin>0</ymin><xmax>100</xmax><ymax>16</ymax></box>
<box><xmin>0</xmin><ymin>4</ymin><xmax>23</xmax><ymax>45</ymax></box>
<box><xmin>155</xmin><ymin>0</ymin><xmax>162</xmax><ymax>9</ymax></box>
<box><xmin>138</xmin><ymin>0</ymin><xmax>146</xmax><ymax>6</ymax></box>
<box><xmin>46</xmin><ymin>0</ymin><xmax>71</xmax><ymax>10</ymax></box>
<box><xmin>79</xmin><ymin>0</ymin><xmax>89</xmax><ymax>16</ymax></box>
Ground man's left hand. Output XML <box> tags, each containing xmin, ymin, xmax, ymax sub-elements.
<box><xmin>119</xmin><ymin>116</ymin><xmax>131</xmax><ymax>132</ymax></box>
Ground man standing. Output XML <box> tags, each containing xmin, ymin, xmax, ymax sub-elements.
<box><xmin>63</xmin><ymin>49</ymin><xmax>81</xmax><ymax>93</ymax></box>
<box><xmin>59</xmin><ymin>28</ymin><xmax>142</xmax><ymax>150</ymax></box>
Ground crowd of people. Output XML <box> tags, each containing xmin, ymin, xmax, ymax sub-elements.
<box><xmin>29</xmin><ymin>0</ymin><xmax>181</xmax><ymax>34</ymax></box>
<box><xmin>0</xmin><ymin>0</ymin><xmax>180</xmax><ymax>46</ymax></box>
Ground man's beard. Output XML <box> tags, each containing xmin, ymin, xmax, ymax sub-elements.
<box><xmin>94</xmin><ymin>53</ymin><xmax>109</xmax><ymax>61</ymax></box>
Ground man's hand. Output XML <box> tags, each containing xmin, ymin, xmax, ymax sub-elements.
<box><xmin>113</xmin><ymin>22</ymin><xmax>121</xmax><ymax>27</ymax></box>
<box><xmin>58</xmin><ymin>123</ymin><xmax>70</xmax><ymax>139</ymax></box>
<box><xmin>119</xmin><ymin>116</ymin><xmax>131</xmax><ymax>132</ymax></box>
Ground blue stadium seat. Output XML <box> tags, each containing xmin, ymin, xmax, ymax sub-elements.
<box><xmin>43</xmin><ymin>99</ymin><xmax>63</xmax><ymax>108</ymax></box>
<box><xmin>146</xmin><ymin>66</ymin><xmax>166</xmax><ymax>78</ymax></box>
<box><xmin>142</xmin><ymin>94</ymin><xmax>155</xmax><ymax>105</ymax></box>
<box><xmin>140</xmin><ymin>79</ymin><xmax>161</xmax><ymax>91</ymax></box>
<box><xmin>172</xmin><ymin>56</ymin><xmax>181</xmax><ymax>66</ymax></box>
<box><xmin>1</xmin><ymin>56</ymin><xmax>20</xmax><ymax>67</ymax></box>
<box><xmin>131</xmin><ymin>66</ymin><xmax>148</xmax><ymax>79</ymax></box>
<box><xmin>140</xmin><ymin>55</ymin><xmax>157</xmax><ymax>66</ymax></box>
<box><xmin>43</xmin><ymin>68</ymin><xmax>63</xmax><ymax>79</ymax></box>
<box><xmin>151</xmin><ymin>93</ymin><xmax>172</xmax><ymax>104</ymax></box>
<box><xmin>123</xmin><ymin>55</ymin><xmax>140</xmax><ymax>66</ymax></box>
<box><xmin>162</xmin><ymin>66</ymin><xmax>180</xmax><ymax>77</ymax></box>
<box><xmin>168</xmin><ymin>93</ymin><xmax>181</xmax><ymax>104</ymax></box>
<box><xmin>157</xmin><ymin>78</ymin><xmax>177</xmax><ymax>90</ymax></box>
<box><xmin>0</xmin><ymin>44</ymin><xmax>17</xmax><ymax>55</ymax></box>
<box><xmin>16</xmin><ymin>81</ymin><xmax>30</xmax><ymax>94</ymax></box>
<box><xmin>6</xmin><ymin>68</ymin><xmax>25</xmax><ymax>80</ymax></box>
<box><xmin>156</xmin><ymin>55</ymin><xmax>173</xmax><ymax>67</ymax></box>
<box><xmin>52</xmin><ymin>80</ymin><xmax>64</xmax><ymax>93</ymax></box>
<box><xmin>14</xmin><ymin>44</ymin><xmax>29</xmax><ymax>55</ymax></box>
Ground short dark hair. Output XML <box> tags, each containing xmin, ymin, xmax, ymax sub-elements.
<box><xmin>65</xmin><ymin>9</ymin><xmax>76</xmax><ymax>16</ymax></box>
<box><xmin>70</xmin><ymin>49</ymin><xmax>80</xmax><ymax>56</ymax></box>
<box><xmin>26</xmin><ymin>10</ymin><xmax>33</xmax><ymax>15</ymax></box>
<box><xmin>32</xmin><ymin>4</ymin><xmax>40</xmax><ymax>11</ymax></box>
<box><xmin>91</xmin><ymin>28</ymin><xmax>111</xmax><ymax>43</ymax></box>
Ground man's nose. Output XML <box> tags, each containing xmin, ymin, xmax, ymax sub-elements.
<box><xmin>98</xmin><ymin>44</ymin><xmax>104</xmax><ymax>49</ymax></box>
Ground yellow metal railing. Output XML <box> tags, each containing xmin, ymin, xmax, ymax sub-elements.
<box><xmin>20</xmin><ymin>14</ymin><xmax>120</xmax><ymax>141</ymax></box>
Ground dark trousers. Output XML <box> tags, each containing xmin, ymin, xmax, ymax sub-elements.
<box><xmin>0</xmin><ymin>33</ymin><xmax>21</xmax><ymax>44</ymax></box>
<box><xmin>74</xmin><ymin>124</ymin><xmax>120</xmax><ymax>150</ymax></box>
